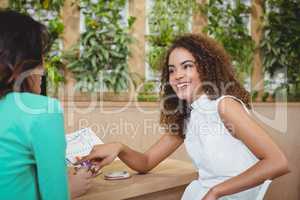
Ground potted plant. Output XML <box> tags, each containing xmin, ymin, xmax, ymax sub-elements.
<box><xmin>64</xmin><ymin>0</ymin><xmax>136</xmax><ymax>102</ymax></box>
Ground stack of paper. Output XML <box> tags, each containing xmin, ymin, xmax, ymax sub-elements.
<box><xmin>66</xmin><ymin>128</ymin><xmax>104</xmax><ymax>165</ymax></box>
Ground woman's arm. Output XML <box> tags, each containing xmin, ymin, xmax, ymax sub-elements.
<box><xmin>83</xmin><ymin>133</ymin><xmax>183</xmax><ymax>173</ymax></box>
<box><xmin>204</xmin><ymin>98</ymin><xmax>290</xmax><ymax>199</ymax></box>
<box><xmin>119</xmin><ymin>133</ymin><xmax>183</xmax><ymax>173</ymax></box>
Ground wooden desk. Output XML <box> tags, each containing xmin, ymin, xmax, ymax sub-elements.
<box><xmin>76</xmin><ymin>159</ymin><xmax>197</xmax><ymax>200</ymax></box>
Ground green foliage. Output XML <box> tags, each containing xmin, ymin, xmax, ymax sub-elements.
<box><xmin>45</xmin><ymin>55</ymin><xmax>64</xmax><ymax>93</ymax></box>
<box><xmin>262</xmin><ymin>91</ymin><xmax>270</xmax><ymax>102</ymax></box>
<box><xmin>9</xmin><ymin>0</ymin><xmax>65</xmax><ymax>94</ymax></box>
<box><xmin>261</xmin><ymin>0</ymin><xmax>300</xmax><ymax>100</ymax></box>
<box><xmin>48</xmin><ymin>18</ymin><xmax>64</xmax><ymax>42</ymax></box>
<box><xmin>137</xmin><ymin>81</ymin><xmax>159</xmax><ymax>102</ymax></box>
<box><xmin>65</xmin><ymin>0</ymin><xmax>135</xmax><ymax>92</ymax></box>
<box><xmin>147</xmin><ymin>0</ymin><xmax>200</xmax><ymax>72</ymax></box>
<box><xmin>9</xmin><ymin>0</ymin><xmax>64</xmax><ymax>11</ymax></box>
<box><xmin>137</xmin><ymin>94</ymin><xmax>159</xmax><ymax>102</ymax></box>
<box><xmin>201</xmin><ymin>0</ymin><xmax>254</xmax><ymax>84</ymax></box>
<box><xmin>138</xmin><ymin>81</ymin><xmax>156</xmax><ymax>94</ymax></box>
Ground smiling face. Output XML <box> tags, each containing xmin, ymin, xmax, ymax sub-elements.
<box><xmin>168</xmin><ymin>48</ymin><xmax>202</xmax><ymax>103</ymax></box>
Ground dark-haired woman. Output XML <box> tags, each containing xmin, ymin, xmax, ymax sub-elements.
<box><xmin>0</xmin><ymin>10</ymin><xmax>90</xmax><ymax>200</ymax></box>
<box><xmin>82</xmin><ymin>34</ymin><xmax>289</xmax><ymax>200</ymax></box>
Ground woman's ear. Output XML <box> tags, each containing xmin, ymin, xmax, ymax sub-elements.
<box><xmin>27</xmin><ymin>69</ymin><xmax>43</xmax><ymax>94</ymax></box>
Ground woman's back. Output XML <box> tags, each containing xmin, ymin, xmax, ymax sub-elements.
<box><xmin>0</xmin><ymin>92</ymin><xmax>69</xmax><ymax>200</ymax></box>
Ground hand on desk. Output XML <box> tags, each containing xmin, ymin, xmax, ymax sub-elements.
<box><xmin>80</xmin><ymin>142</ymin><xmax>122</xmax><ymax>170</ymax></box>
<box><xmin>69</xmin><ymin>168</ymin><xmax>93</xmax><ymax>199</ymax></box>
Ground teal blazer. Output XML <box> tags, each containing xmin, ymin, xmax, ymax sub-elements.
<box><xmin>0</xmin><ymin>92</ymin><xmax>69</xmax><ymax>200</ymax></box>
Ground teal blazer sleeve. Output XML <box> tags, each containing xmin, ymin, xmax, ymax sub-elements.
<box><xmin>31</xmin><ymin>101</ymin><xmax>70</xmax><ymax>200</ymax></box>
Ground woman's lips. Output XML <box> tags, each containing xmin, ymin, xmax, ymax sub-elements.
<box><xmin>176</xmin><ymin>82</ymin><xmax>190</xmax><ymax>89</ymax></box>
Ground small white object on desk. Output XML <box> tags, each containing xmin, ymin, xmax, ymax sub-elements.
<box><xmin>104</xmin><ymin>171</ymin><xmax>131</xmax><ymax>180</ymax></box>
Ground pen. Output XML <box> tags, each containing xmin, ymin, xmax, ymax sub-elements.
<box><xmin>66</xmin><ymin>158</ymin><xmax>75</xmax><ymax>166</ymax></box>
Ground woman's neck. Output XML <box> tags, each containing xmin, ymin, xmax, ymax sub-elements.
<box><xmin>188</xmin><ymin>92</ymin><xmax>205</xmax><ymax>105</ymax></box>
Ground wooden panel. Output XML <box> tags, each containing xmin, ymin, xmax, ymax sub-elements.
<box><xmin>127</xmin><ymin>185</ymin><xmax>186</xmax><ymax>200</ymax></box>
<box><xmin>252</xmin><ymin>104</ymin><xmax>300</xmax><ymax>200</ymax></box>
<box><xmin>0</xmin><ymin>0</ymin><xmax>8</xmax><ymax>8</ymax></box>
<box><xmin>60</xmin><ymin>0</ymin><xmax>80</xmax><ymax>98</ymax></box>
<box><xmin>75</xmin><ymin>159</ymin><xmax>197</xmax><ymax>200</ymax></box>
<box><xmin>251</xmin><ymin>0</ymin><xmax>264</xmax><ymax>100</ymax></box>
<box><xmin>192</xmin><ymin>0</ymin><xmax>207</xmax><ymax>34</ymax></box>
<box><xmin>128</xmin><ymin>0</ymin><xmax>146</xmax><ymax>79</ymax></box>
<box><xmin>62</xmin><ymin>0</ymin><xmax>80</xmax><ymax>50</ymax></box>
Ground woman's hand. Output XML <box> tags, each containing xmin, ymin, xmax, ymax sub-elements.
<box><xmin>68</xmin><ymin>168</ymin><xmax>92</xmax><ymax>199</ymax></box>
<box><xmin>80</xmin><ymin>142</ymin><xmax>123</xmax><ymax>169</ymax></box>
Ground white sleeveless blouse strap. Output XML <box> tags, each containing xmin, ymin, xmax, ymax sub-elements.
<box><xmin>216</xmin><ymin>95</ymin><xmax>250</xmax><ymax>114</ymax></box>
<box><xmin>256</xmin><ymin>180</ymin><xmax>272</xmax><ymax>200</ymax></box>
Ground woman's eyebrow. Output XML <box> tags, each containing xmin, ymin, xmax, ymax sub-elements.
<box><xmin>180</xmin><ymin>60</ymin><xmax>195</xmax><ymax>65</ymax></box>
<box><xmin>167</xmin><ymin>64</ymin><xmax>175</xmax><ymax>68</ymax></box>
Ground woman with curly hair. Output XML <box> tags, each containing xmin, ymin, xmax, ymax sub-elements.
<box><xmin>82</xmin><ymin>34</ymin><xmax>289</xmax><ymax>200</ymax></box>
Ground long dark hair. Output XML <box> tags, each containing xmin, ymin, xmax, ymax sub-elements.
<box><xmin>160</xmin><ymin>34</ymin><xmax>251</xmax><ymax>138</ymax></box>
<box><xmin>0</xmin><ymin>10</ymin><xmax>50</xmax><ymax>99</ymax></box>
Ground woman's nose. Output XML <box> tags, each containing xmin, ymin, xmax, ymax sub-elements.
<box><xmin>175</xmin><ymin>69</ymin><xmax>184</xmax><ymax>80</ymax></box>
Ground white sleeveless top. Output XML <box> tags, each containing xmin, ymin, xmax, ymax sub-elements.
<box><xmin>182</xmin><ymin>94</ymin><xmax>269</xmax><ymax>200</ymax></box>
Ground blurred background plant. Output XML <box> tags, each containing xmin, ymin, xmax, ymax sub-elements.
<box><xmin>9</xmin><ymin>0</ymin><xmax>65</xmax><ymax>95</ymax></box>
<box><xmin>147</xmin><ymin>0</ymin><xmax>200</xmax><ymax>73</ymax></box>
<box><xmin>201</xmin><ymin>0</ymin><xmax>254</xmax><ymax>85</ymax></box>
<box><xmin>261</xmin><ymin>0</ymin><xmax>300</xmax><ymax>101</ymax></box>
<box><xmin>137</xmin><ymin>80</ymin><xmax>159</xmax><ymax>102</ymax></box>
<box><xmin>63</xmin><ymin>0</ymin><xmax>136</xmax><ymax>92</ymax></box>
<box><xmin>7</xmin><ymin>0</ymin><xmax>300</xmax><ymax>102</ymax></box>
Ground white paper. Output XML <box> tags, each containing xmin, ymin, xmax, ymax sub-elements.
<box><xmin>66</xmin><ymin>128</ymin><xmax>104</xmax><ymax>164</ymax></box>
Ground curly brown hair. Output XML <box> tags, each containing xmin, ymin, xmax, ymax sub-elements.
<box><xmin>159</xmin><ymin>33</ymin><xmax>251</xmax><ymax>139</ymax></box>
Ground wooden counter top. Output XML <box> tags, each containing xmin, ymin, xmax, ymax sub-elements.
<box><xmin>76</xmin><ymin>159</ymin><xmax>197</xmax><ymax>200</ymax></box>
